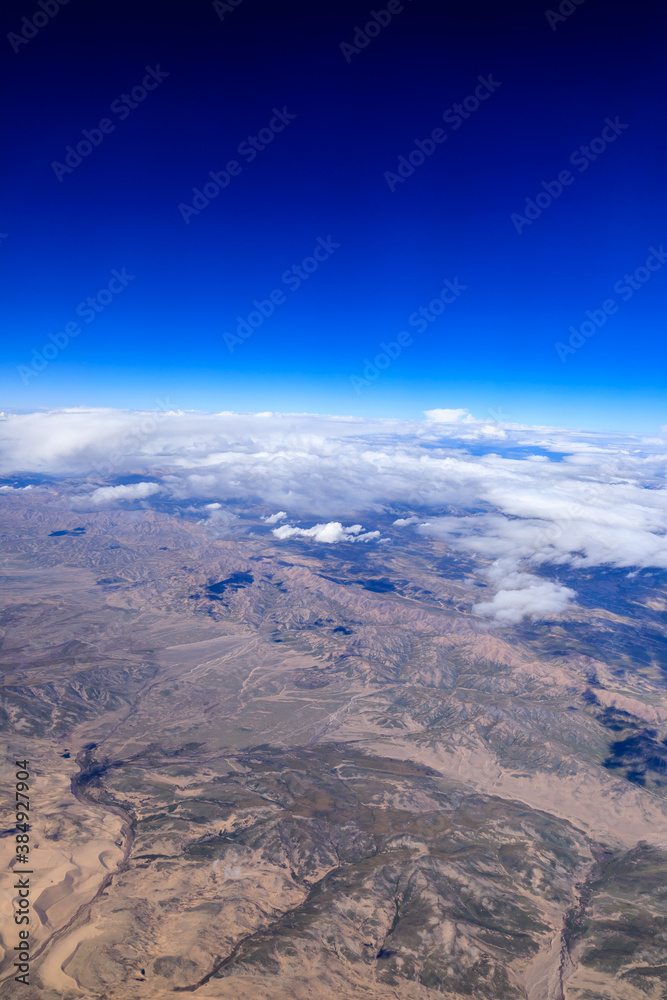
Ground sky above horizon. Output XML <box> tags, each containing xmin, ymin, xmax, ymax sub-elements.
<box><xmin>1</xmin><ymin>0</ymin><xmax>665</xmax><ymax>433</ymax></box>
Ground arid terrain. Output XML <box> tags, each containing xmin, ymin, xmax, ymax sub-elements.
<box><xmin>1</xmin><ymin>482</ymin><xmax>667</xmax><ymax>1000</ymax></box>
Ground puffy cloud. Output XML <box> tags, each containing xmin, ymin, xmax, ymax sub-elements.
<box><xmin>424</xmin><ymin>408</ymin><xmax>474</xmax><ymax>423</ymax></box>
<box><xmin>393</xmin><ymin>516</ymin><xmax>419</xmax><ymax>526</ymax></box>
<box><xmin>472</xmin><ymin>575</ymin><xmax>577</xmax><ymax>624</ymax></box>
<box><xmin>470</xmin><ymin>560</ymin><xmax>577</xmax><ymax>623</ymax></box>
<box><xmin>263</xmin><ymin>511</ymin><xmax>287</xmax><ymax>524</ymax></box>
<box><xmin>199</xmin><ymin>504</ymin><xmax>241</xmax><ymax>534</ymax></box>
<box><xmin>423</xmin><ymin>407</ymin><xmax>507</xmax><ymax>440</ymax></box>
<box><xmin>272</xmin><ymin>521</ymin><xmax>381</xmax><ymax>544</ymax></box>
<box><xmin>86</xmin><ymin>482</ymin><xmax>160</xmax><ymax>504</ymax></box>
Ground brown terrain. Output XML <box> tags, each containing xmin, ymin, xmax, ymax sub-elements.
<box><xmin>1</xmin><ymin>485</ymin><xmax>667</xmax><ymax>999</ymax></box>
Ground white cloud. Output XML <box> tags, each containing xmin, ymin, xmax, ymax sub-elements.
<box><xmin>263</xmin><ymin>511</ymin><xmax>287</xmax><ymax>524</ymax></box>
<box><xmin>393</xmin><ymin>516</ymin><xmax>419</xmax><ymax>526</ymax></box>
<box><xmin>198</xmin><ymin>504</ymin><xmax>240</xmax><ymax>534</ymax></box>
<box><xmin>472</xmin><ymin>576</ymin><xmax>577</xmax><ymax>624</ymax></box>
<box><xmin>424</xmin><ymin>408</ymin><xmax>474</xmax><ymax>423</ymax></box>
<box><xmin>86</xmin><ymin>482</ymin><xmax>161</xmax><ymax>504</ymax></box>
<box><xmin>272</xmin><ymin>521</ymin><xmax>381</xmax><ymax>544</ymax></box>
<box><xmin>470</xmin><ymin>560</ymin><xmax>577</xmax><ymax>623</ymax></box>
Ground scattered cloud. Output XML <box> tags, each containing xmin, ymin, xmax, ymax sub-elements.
<box><xmin>424</xmin><ymin>408</ymin><xmax>475</xmax><ymax>423</ymax></box>
<box><xmin>85</xmin><ymin>482</ymin><xmax>160</xmax><ymax>504</ymax></box>
<box><xmin>272</xmin><ymin>521</ymin><xmax>381</xmax><ymax>544</ymax></box>
<box><xmin>263</xmin><ymin>510</ymin><xmax>287</xmax><ymax>524</ymax></box>
<box><xmin>198</xmin><ymin>503</ymin><xmax>241</xmax><ymax>534</ymax></box>
<box><xmin>471</xmin><ymin>561</ymin><xmax>577</xmax><ymax>623</ymax></box>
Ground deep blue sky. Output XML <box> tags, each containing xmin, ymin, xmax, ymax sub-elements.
<box><xmin>1</xmin><ymin>0</ymin><xmax>665</xmax><ymax>431</ymax></box>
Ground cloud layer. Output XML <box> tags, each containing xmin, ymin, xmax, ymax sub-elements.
<box><xmin>1</xmin><ymin>407</ymin><xmax>666</xmax><ymax>621</ymax></box>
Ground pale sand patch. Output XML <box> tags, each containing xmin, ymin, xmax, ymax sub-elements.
<box><xmin>36</xmin><ymin>918</ymin><xmax>102</xmax><ymax>994</ymax></box>
<box><xmin>0</xmin><ymin>740</ymin><xmax>125</xmax><ymax>990</ymax></box>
